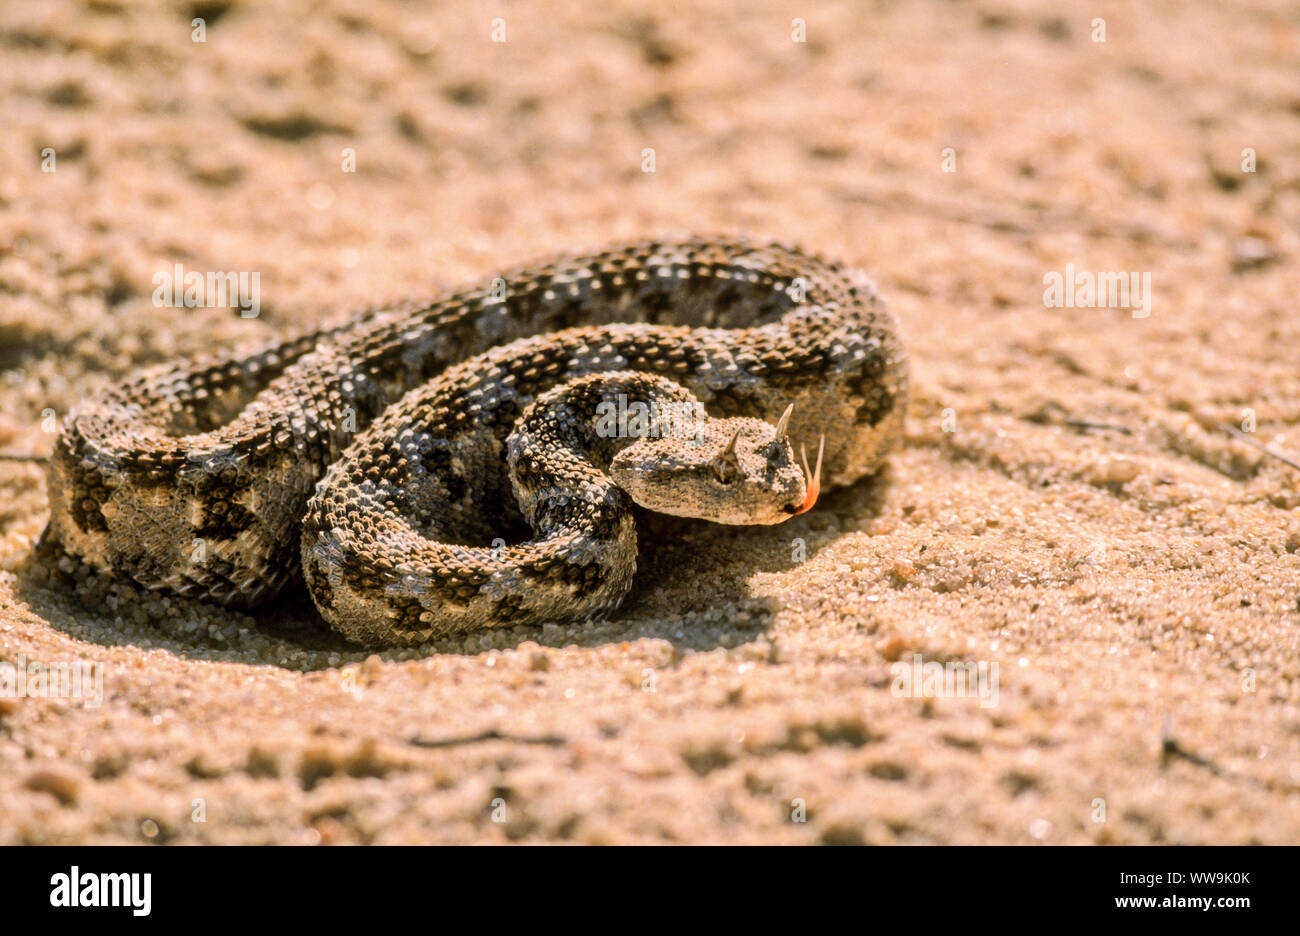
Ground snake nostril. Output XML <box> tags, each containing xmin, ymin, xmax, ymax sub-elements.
<box><xmin>782</xmin><ymin>502</ymin><xmax>801</xmax><ymax>514</ymax></box>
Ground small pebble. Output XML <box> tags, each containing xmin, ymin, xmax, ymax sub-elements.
<box><xmin>1088</xmin><ymin>457</ymin><xmax>1139</xmax><ymax>485</ymax></box>
<box><xmin>25</xmin><ymin>769</ymin><xmax>80</xmax><ymax>805</ymax></box>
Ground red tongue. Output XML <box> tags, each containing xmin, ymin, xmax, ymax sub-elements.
<box><xmin>793</xmin><ymin>435</ymin><xmax>825</xmax><ymax>515</ymax></box>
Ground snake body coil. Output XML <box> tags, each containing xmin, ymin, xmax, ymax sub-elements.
<box><xmin>44</xmin><ymin>238</ymin><xmax>908</xmax><ymax>645</ymax></box>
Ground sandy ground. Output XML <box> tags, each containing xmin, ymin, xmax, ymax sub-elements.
<box><xmin>1</xmin><ymin>0</ymin><xmax>1299</xmax><ymax>844</ymax></box>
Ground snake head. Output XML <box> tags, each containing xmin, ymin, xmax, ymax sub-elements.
<box><xmin>608</xmin><ymin>414</ymin><xmax>809</xmax><ymax>525</ymax></box>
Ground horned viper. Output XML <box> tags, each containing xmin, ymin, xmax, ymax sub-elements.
<box><xmin>43</xmin><ymin>237</ymin><xmax>908</xmax><ymax>646</ymax></box>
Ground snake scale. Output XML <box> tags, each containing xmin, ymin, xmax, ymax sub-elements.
<box><xmin>42</xmin><ymin>238</ymin><xmax>908</xmax><ymax>646</ymax></box>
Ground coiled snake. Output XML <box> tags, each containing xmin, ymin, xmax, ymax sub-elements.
<box><xmin>43</xmin><ymin>238</ymin><xmax>908</xmax><ymax>646</ymax></box>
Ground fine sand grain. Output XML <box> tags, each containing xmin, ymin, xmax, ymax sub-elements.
<box><xmin>1</xmin><ymin>0</ymin><xmax>1298</xmax><ymax>844</ymax></box>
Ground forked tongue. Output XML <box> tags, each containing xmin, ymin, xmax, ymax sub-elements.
<box><xmin>794</xmin><ymin>435</ymin><xmax>825</xmax><ymax>515</ymax></box>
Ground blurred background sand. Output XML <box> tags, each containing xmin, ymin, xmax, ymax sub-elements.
<box><xmin>1</xmin><ymin>0</ymin><xmax>1298</xmax><ymax>843</ymax></box>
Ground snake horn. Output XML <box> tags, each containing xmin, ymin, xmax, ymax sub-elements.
<box><xmin>723</xmin><ymin>425</ymin><xmax>743</xmax><ymax>458</ymax></box>
<box><xmin>774</xmin><ymin>403</ymin><xmax>794</xmax><ymax>441</ymax></box>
